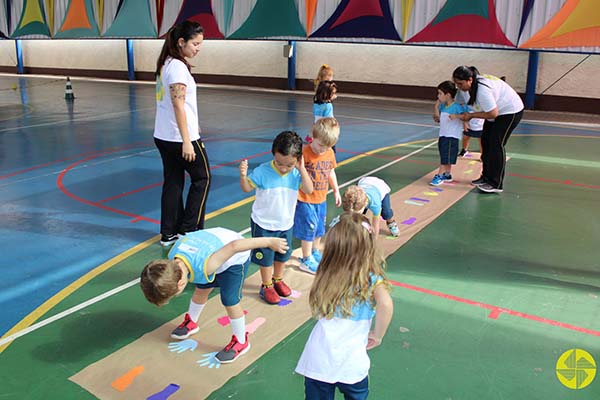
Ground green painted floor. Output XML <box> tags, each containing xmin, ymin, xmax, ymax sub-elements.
<box><xmin>2</xmin><ymin>135</ymin><xmax>600</xmax><ymax>400</ymax></box>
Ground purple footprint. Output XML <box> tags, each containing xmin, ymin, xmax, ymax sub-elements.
<box><xmin>147</xmin><ymin>384</ymin><xmax>180</xmax><ymax>400</ymax></box>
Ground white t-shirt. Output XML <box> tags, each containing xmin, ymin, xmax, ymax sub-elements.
<box><xmin>154</xmin><ymin>57</ymin><xmax>200</xmax><ymax>142</ymax></box>
<box><xmin>456</xmin><ymin>75</ymin><xmax>524</xmax><ymax>121</ymax></box>
<box><xmin>296</xmin><ymin>275</ymin><xmax>382</xmax><ymax>384</ymax></box>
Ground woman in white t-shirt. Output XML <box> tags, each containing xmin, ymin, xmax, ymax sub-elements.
<box><xmin>154</xmin><ymin>21</ymin><xmax>211</xmax><ymax>246</ymax></box>
<box><xmin>453</xmin><ymin>66</ymin><xmax>524</xmax><ymax>193</ymax></box>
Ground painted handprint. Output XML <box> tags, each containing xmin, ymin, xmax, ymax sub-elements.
<box><xmin>197</xmin><ymin>352</ymin><xmax>221</xmax><ymax>369</ymax></box>
<box><xmin>168</xmin><ymin>339</ymin><xmax>198</xmax><ymax>353</ymax></box>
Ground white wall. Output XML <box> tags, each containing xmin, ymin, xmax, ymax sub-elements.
<box><xmin>1</xmin><ymin>39</ymin><xmax>599</xmax><ymax>99</ymax></box>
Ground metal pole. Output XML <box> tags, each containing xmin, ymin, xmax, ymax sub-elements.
<box><xmin>16</xmin><ymin>40</ymin><xmax>24</xmax><ymax>74</ymax></box>
<box><xmin>126</xmin><ymin>39</ymin><xmax>135</xmax><ymax>81</ymax></box>
<box><xmin>525</xmin><ymin>50</ymin><xmax>539</xmax><ymax>110</ymax></box>
<box><xmin>287</xmin><ymin>40</ymin><xmax>296</xmax><ymax>90</ymax></box>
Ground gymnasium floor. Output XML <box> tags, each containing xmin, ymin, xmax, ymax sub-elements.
<box><xmin>0</xmin><ymin>74</ymin><xmax>599</xmax><ymax>399</ymax></box>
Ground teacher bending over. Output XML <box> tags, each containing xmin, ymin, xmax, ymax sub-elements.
<box><xmin>154</xmin><ymin>21</ymin><xmax>211</xmax><ymax>246</ymax></box>
<box><xmin>452</xmin><ymin>66</ymin><xmax>524</xmax><ymax>193</ymax></box>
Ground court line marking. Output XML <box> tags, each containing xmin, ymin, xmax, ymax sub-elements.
<box><xmin>0</xmin><ymin>139</ymin><xmax>436</xmax><ymax>351</ymax></box>
<box><xmin>391</xmin><ymin>280</ymin><xmax>600</xmax><ymax>337</ymax></box>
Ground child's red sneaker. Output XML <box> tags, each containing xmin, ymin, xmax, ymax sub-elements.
<box><xmin>260</xmin><ymin>284</ymin><xmax>281</xmax><ymax>305</ymax></box>
<box><xmin>215</xmin><ymin>333</ymin><xmax>251</xmax><ymax>363</ymax></box>
<box><xmin>272</xmin><ymin>278</ymin><xmax>291</xmax><ymax>297</ymax></box>
<box><xmin>170</xmin><ymin>313</ymin><xmax>199</xmax><ymax>339</ymax></box>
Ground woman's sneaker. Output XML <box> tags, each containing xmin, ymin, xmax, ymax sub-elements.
<box><xmin>160</xmin><ymin>234</ymin><xmax>179</xmax><ymax>247</ymax></box>
<box><xmin>298</xmin><ymin>255</ymin><xmax>319</xmax><ymax>274</ymax></box>
<box><xmin>442</xmin><ymin>173</ymin><xmax>453</xmax><ymax>183</ymax></box>
<box><xmin>170</xmin><ymin>313</ymin><xmax>199</xmax><ymax>339</ymax></box>
<box><xmin>471</xmin><ymin>176</ymin><xmax>486</xmax><ymax>186</ymax></box>
<box><xmin>215</xmin><ymin>333</ymin><xmax>251</xmax><ymax>364</ymax></box>
<box><xmin>458</xmin><ymin>148</ymin><xmax>469</xmax><ymax>157</ymax></box>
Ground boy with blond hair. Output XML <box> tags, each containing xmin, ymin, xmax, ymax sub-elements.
<box><xmin>141</xmin><ymin>229</ymin><xmax>288</xmax><ymax>363</ymax></box>
<box><xmin>294</xmin><ymin>117</ymin><xmax>341</xmax><ymax>274</ymax></box>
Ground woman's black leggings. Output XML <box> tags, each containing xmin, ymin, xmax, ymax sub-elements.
<box><xmin>481</xmin><ymin>110</ymin><xmax>523</xmax><ymax>189</ymax></box>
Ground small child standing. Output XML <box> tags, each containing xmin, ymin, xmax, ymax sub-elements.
<box><xmin>296</xmin><ymin>212</ymin><xmax>393</xmax><ymax>400</ymax></box>
<box><xmin>313</xmin><ymin>80</ymin><xmax>337</xmax><ymax>123</ymax></box>
<box><xmin>314</xmin><ymin>64</ymin><xmax>334</xmax><ymax>90</ymax></box>
<box><xmin>459</xmin><ymin>117</ymin><xmax>484</xmax><ymax>157</ymax></box>
<box><xmin>140</xmin><ymin>229</ymin><xmax>288</xmax><ymax>363</ymax></box>
<box><xmin>342</xmin><ymin>176</ymin><xmax>400</xmax><ymax>237</ymax></box>
<box><xmin>239</xmin><ymin>131</ymin><xmax>314</xmax><ymax>305</ymax></box>
<box><xmin>431</xmin><ymin>80</ymin><xmax>468</xmax><ymax>186</ymax></box>
<box><xmin>295</xmin><ymin>117</ymin><xmax>341</xmax><ymax>274</ymax></box>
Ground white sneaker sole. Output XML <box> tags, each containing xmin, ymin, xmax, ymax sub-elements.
<box><xmin>217</xmin><ymin>341</ymin><xmax>251</xmax><ymax>364</ymax></box>
<box><xmin>170</xmin><ymin>326</ymin><xmax>199</xmax><ymax>340</ymax></box>
<box><xmin>477</xmin><ymin>186</ymin><xmax>503</xmax><ymax>193</ymax></box>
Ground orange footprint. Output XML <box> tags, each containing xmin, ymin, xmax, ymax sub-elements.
<box><xmin>111</xmin><ymin>365</ymin><xmax>144</xmax><ymax>392</ymax></box>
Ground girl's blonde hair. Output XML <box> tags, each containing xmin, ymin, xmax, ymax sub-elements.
<box><xmin>309</xmin><ymin>212</ymin><xmax>389</xmax><ymax>319</ymax></box>
<box><xmin>314</xmin><ymin>64</ymin><xmax>334</xmax><ymax>89</ymax></box>
<box><xmin>342</xmin><ymin>185</ymin><xmax>368</xmax><ymax>212</ymax></box>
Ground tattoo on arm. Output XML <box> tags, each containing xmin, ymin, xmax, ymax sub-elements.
<box><xmin>169</xmin><ymin>84</ymin><xmax>186</xmax><ymax>102</ymax></box>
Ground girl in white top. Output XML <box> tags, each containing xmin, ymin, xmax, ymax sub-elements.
<box><xmin>453</xmin><ymin>66</ymin><xmax>524</xmax><ymax>193</ymax></box>
<box><xmin>154</xmin><ymin>21</ymin><xmax>211</xmax><ymax>246</ymax></box>
<box><xmin>296</xmin><ymin>212</ymin><xmax>393</xmax><ymax>400</ymax></box>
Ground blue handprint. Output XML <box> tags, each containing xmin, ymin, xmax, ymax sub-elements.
<box><xmin>168</xmin><ymin>339</ymin><xmax>198</xmax><ymax>353</ymax></box>
<box><xmin>197</xmin><ymin>352</ymin><xmax>221</xmax><ymax>369</ymax></box>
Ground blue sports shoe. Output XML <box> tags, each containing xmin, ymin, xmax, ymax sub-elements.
<box><xmin>299</xmin><ymin>255</ymin><xmax>319</xmax><ymax>274</ymax></box>
<box><xmin>312</xmin><ymin>249</ymin><xmax>323</xmax><ymax>263</ymax></box>
<box><xmin>442</xmin><ymin>173</ymin><xmax>453</xmax><ymax>183</ymax></box>
<box><xmin>429</xmin><ymin>174</ymin><xmax>444</xmax><ymax>186</ymax></box>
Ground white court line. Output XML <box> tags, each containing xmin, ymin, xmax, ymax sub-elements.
<box><xmin>0</xmin><ymin>140</ymin><xmax>437</xmax><ymax>347</ymax></box>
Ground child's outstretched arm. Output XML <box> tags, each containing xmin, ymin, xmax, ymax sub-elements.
<box><xmin>367</xmin><ymin>284</ymin><xmax>393</xmax><ymax>350</ymax></box>
<box><xmin>206</xmin><ymin>237</ymin><xmax>288</xmax><ymax>275</ymax></box>
<box><xmin>298</xmin><ymin>155</ymin><xmax>314</xmax><ymax>194</ymax></box>
<box><xmin>328</xmin><ymin>169</ymin><xmax>341</xmax><ymax>207</ymax></box>
<box><xmin>239</xmin><ymin>160</ymin><xmax>254</xmax><ymax>192</ymax></box>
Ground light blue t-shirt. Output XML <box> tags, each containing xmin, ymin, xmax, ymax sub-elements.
<box><xmin>313</xmin><ymin>102</ymin><xmax>334</xmax><ymax>122</ymax></box>
<box><xmin>168</xmin><ymin>228</ymin><xmax>249</xmax><ymax>284</ymax></box>
<box><xmin>358</xmin><ymin>176</ymin><xmax>391</xmax><ymax>217</ymax></box>
<box><xmin>247</xmin><ymin>161</ymin><xmax>302</xmax><ymax>231</ymax></box>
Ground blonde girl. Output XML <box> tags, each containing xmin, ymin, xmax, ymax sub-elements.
<box><xmin>296</xmin><ymin>212</ymin><xmax>393</xmax><ymax>400</ymax></box>
<box><xmin>314</xmin><ymin>64</ymin><xmax>334</xmax><ymax>90</ymax></box>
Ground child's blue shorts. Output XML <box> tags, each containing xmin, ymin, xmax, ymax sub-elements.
<box><xmin>293</xmin><ymin>201</ymin><xmax>327</xmax><ymax>241</ymax></box>
<box><xmin>250</xmin><ymin>219</ymin><xmax>293</xmax><ymax>267</ymax></box>
<box><xmin>438</xmin><ymin>136</ymin><xmax>459</xmax><ymax>165</ymax></box>
<box><xmin>195</xmin><ymin>258</ymin><xmax>250</xmax><ymax>307</ymax></box>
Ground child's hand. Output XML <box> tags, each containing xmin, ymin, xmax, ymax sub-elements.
<box><xmin>297</xmin><ymin>155</ymin><xmax>306</xmax><ymax>171</ymax></box>
<box><xmin>432</xmin><ymin>115</ymin><xmax>440</xmax><ymax>123</ymax></box>
<box><xmin>334</xmin><ymin>189</ymin><xmax>342</xmax><ymax>207</ymax></box>
<box><xmin>239</xmin><ymin>160</ymin><xmax>248</xmax><ymax>177</ymax></box>
<box><xmin>366</xmin><ymin>332</ymin><xmax>382</xmax><ymax>350</ymax></box>
<box><xmin>268</xmin><ymin>238</ymin><xmax>289</xmax><ymax>254</ymax></box>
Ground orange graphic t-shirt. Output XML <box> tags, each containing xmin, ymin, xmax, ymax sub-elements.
<box><xmin>298</xmin><ymin>145</ymin><xmax>336</xmax><ymax>204</ymax></box>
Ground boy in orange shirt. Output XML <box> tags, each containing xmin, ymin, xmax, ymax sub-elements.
<box><xmin>294</xmin><ymin>117</ymin><xmax>341</xmax><ymax>274</ymax></box>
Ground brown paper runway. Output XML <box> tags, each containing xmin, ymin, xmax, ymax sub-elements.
<box><xmin>70</xmin><ymin>155</ymin><xmax>483</xmax><ymax>399</ymax></box>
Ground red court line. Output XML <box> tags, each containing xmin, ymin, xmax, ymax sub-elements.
<box><xmin>390</xmin><ymin>280</ymin><xmax>600</xmax><ymax>337</ymax></box>
<box><xmin>57</xmin><ymin>155</ymin><xmax>160</xmax><ymax>225</ymax></box>
<box><xmin>95</xmin><ymin>150</ymin><xmax>271</xmax><ymax>204</ymax></box>
<box><xmin>508</xmin><ymin>172</ymin><xmax>600</xmax><ymax>190</ymax></box>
